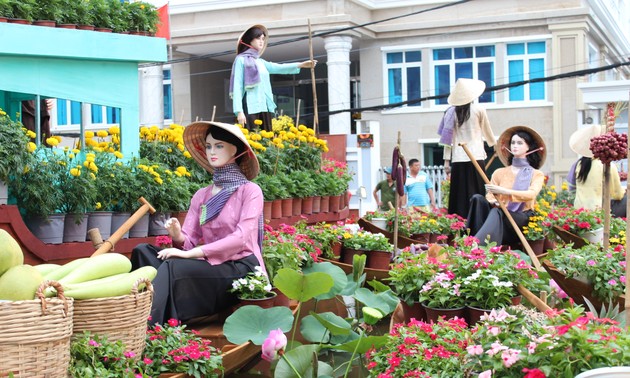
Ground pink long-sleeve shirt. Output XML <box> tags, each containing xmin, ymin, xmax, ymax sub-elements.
<box><xmin>173</xmin><ymin>182</ymin><xmax>264</xmax><ymax>266</ymax></box>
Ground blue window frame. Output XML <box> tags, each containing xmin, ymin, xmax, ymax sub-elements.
<box><xmin>163</xmin><ymin>67</ymin><xmax>173</xmax><ymax>120</ymax></box>
<box><xmin>432</xmin><ymin>45</ymin><xmax>495</xmax><ymax>105</ymax></box>
<box><xmin>385</xmin><ymin>51</ymin><xmax>422</xmax><ymax>106</ymax></box>
<box><xmin>507</xmin><ymin>41</ymin><xmax>546</xmax><ymax>101</ymax></box>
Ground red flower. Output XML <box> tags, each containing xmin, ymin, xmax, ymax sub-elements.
<box><xmin>522</xmin><ymin>367</ymin><xmax>546</xmax><ymax>378</ymax></box>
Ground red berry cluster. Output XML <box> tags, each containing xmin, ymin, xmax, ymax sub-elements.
<box><xmin>589</xmin><ymin>132</ymin><xmax>628</xmax><ymax>164</ymax></box>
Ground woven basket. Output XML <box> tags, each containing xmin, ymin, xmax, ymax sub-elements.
<box><xmin>0</xmin><ymin>280</ymin><xmax>73</xmax><ymax>378</ymax></box>
<box><xmin>72</xmin><ymin>278</ymin><xmax>153</xmax><ymax>356</ymax></box>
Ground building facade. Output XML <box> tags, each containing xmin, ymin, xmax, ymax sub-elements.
<box><xmin>158</xmin><ymin>0</ymin><xmax>630</xmax><ymax>185</ymax></box>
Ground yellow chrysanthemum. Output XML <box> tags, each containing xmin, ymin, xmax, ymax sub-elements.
<box><xmin>26</xmin><ymin>130</ymin><xmax>36</xmax><ymax>139</ymax></box>
<box><xmin>46</xmin><ymin>137</ymin><xmax>60</xmax><ymax>146</ymax></box>
<box><xmin>85</xmin><ymin>131</ymin><xmax>95</xmax><ymax>139</ymax></box>
<box><xmin>70</xmin><ymin>168</ymin><xmax>81</xmax><ymax>177</ymax></box>
<box><xmin>114</xmin><ymin>151</ymin><xmax>123</xmax><ymax>159</ymax></box>
<box><xmin>254</xmin><ymin>119</ymin><xmax>263</xmax><ymax>126</ymax></box>
<box><xmin>27</xmin><ymin>142</ymin><xmax>36</xmax><ymax>153</ymax></box>
<box><xmin>183</xmin><ymin>151</ymin><xmax>192</xmax><ymax>158</ymax></box>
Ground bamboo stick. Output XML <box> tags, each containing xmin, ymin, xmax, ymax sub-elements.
<box><xmin>518</xmin><ymin>284</ymin><xmax>551</xmax><ymax>313</ymax></box>
<box><xmin>308</xmin><ymin>19</ymin><xmax>319</xmax><ymax>135</ymax></box>
<box><xmin>459</xmin><ymin>143</ymin><xmax>542</xmax><ymax>271</ymax></box>
<box><xmin>91</xmin><ymin>197</ymin><xmax>156</xmax><ymax>257</ymax></box>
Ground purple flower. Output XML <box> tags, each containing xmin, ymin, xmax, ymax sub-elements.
<box><xmin>261</xmin><ymin>329</ymin><xmax>287</xmax><ymax>362</ymax></box>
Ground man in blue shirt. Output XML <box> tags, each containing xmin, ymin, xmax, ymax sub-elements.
<box><xmin>403</xmin><ymin>159</ymin><xmax>436</xmax><ymax>211</ymax></box>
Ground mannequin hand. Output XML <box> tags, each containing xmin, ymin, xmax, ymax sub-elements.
<box><xmin>45</xmin><ymin>99</ymin><xmax>55</xmax><ymax>110</ymax></box>
<box><xmin>164</xmin><ymin>217</ymin><xmax>182</xmax><ymax>238</ymax></box>
<box><xmin>485</xmin><ymin>184</ymin><xmax>511</xmax><ymax>195</ymax></box>
<box><xmin>299</xmin><ymin>60</ymin><xmax>317</xmax><ymax>69</ymax></box>
<box><xmin>237</xmin><ymin>112</ymin><xmax>246</xmax><ymax>126</ymax></box>
<box><xmin>157</xmin><ymin>247</ymin><xmax>185</xmax><ymax>260</ymax></box>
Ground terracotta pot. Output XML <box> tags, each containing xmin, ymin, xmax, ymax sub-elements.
<box><xmin>95</xmin><ymin>27</ymin><xmax>113</xmax><ymax>32</ymax></box>
<box><xmin>341</xmin><ymin>248</ymin><xmax>365</xmax><ymax>265</ymax></box>
<box><xmin>366</xmin><ymin>250</ymin><xmax>392</xmax><ymax>270</ymax></box>
<box><xmin>510</xmin><ymin>295</ymin><xmax>522</xmax><ymax>306</ymax></box>
<box><xmin>329</xmin><ymin>195</ymin><xmax>341</xmax><ymax>212</ymax></box>
<box><xmin>526</xmin><ymin>238</ymin><xmax>545</xmax><ymax>256</ymax></box>
<box><xmin>320</xmin><ymin>196</ymin><xmax>330</xmax><ymax>213</ymax></box>
<box><xmin>281</xmin><ymin>198</ymin><xmax>293</xmax><ymax>217</ymax></box>
<box><xmin>411</xmin><ymin>233</ymin><xmax>430</xmax><ymax>244</ymax></box>
<box><xmin>429</xmin><ymin>233</ymin><xmax>439</xmax><ymax>243</ymax></box>
<box><xmin>263</xmin><ymin>201</ymin><xmax>272</xmax><ymax>221</ymax></box>
<box><xmin>543</xmin><ymin>237</ymin><xmax>556</xmax><ymax>252</ymax></box>
<box><xmin>400</xmin><ymin>301</ymin><xmax>426</xmax><ymax>323</ymax></box>
<box><xmin>311</xmin><ymin>196</ymin><xmax>321</xmax><ymax>213</ymax></box>
<box><xmin>301</xmin><ymin>196</ymin><xmax>313</xmax><ymax>214</ymax></box>
<box><xmin>33</xmin><ymin>20</ymin><xmax>56</xmax><ymax>27</ymax></box>
<box><xmin>77</xmin><ymin>24</ymin><xmax>95</xmax><ymax>30</ymax></box>
<box><xmin>291</xmin><ymin>197</ymin><xmax>302</xmax><ymax>216</ymax></box>
<box><xmin>237</xmin><ymin>292</ymin><xmax>277</xmax><ymax>309</ymax></box>
<box><xmin>271</xmin><ymin>199</ymin><xmax>283</xmax><ymax>219</ymax></box>
<box><xmin>56</xmin><ymin>23</ymin><xmax>77</xmax><ymax>29</ymax></box>
<box><xmin>8</xmin><ymin>18</ymin><xmax>31</xmax><ymax>24</ymax></box>
<box><xmin>422</xmin><ymin>304</ymin><xmax>466</xmax><ymax>323</ymax></box>
<box><xmin>330</xmin><ymin>241</ymin><xmax>342</xmax><ymax>258</ymax></box>
<box><xmin>466</xmin><ymin>306</ymin><xmax>491</xmax><ymax>326</ymax></box>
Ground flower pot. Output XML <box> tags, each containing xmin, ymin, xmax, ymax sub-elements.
<box><xmin>429</xmin><ymin>233</ymin><xmax>439</xmax><ymax>243</ymax></box>
<box><xmin>370</xmin><ymin>217</ymin><xmax>388</xmax><ymax>230</ymax></box>
<box><xmin>77</xmin><ymin>24</ymin><xmax>95</xmax><ymax>30</ymax></box>
<box><xmin>301</xmin><ymin>196</ymin><xmax>313</xmax><ymax>214</ymax></box>
<box><xmin>95</xmin><ymin>27</ymin><xmax>113</xmax><ymax>33</ymax></box>
<box><xmin>422</xmin><ymin>304</ymin><xmax>466</xmax><ymax>323</ymax></box>
<box><xmin>292</xmin><ymin>197</ymin><xmax>302</xmax><ymax>216</ymax></box>
<box><xmin>56</xmin><ymin>23</ymin><xmax>77</xmax><ymax>29</ymax></box>
<box><xmin>272</xmin><ymin>287</ymin><xmax>290</xmax><ymax>308</ymax></box>
<box><xmin>543</xmin><ymin>237</ymin><xmax>556</xmax><ymax>252</ymax></box>
<box><xmin>25</xmin><ymin>214</ymin><xmax>65</xmax><ymax>244</ymax></box>
<box><xmin>311</xmin><ymin>196</ymin><xmax>321</xmax><ymax>213</ymax></box>
<box><xmin>466</xmin><ymin>306</ymin><xmax>491</xmax><ymax>327</ymax></box>
<box><xmin>173</xmin><ymin>210</ymin><xmax>188</xmax><ymax>225</ymax></box>
<box><xmin>8</xmin><ymin>18</ymin><xmax>31</xmax><ymax>25</ymax></box>
<box><xmin>575</xmin><ymin>367</ymin><xmax>630</xmax><ymax>378</ymax></box>
<box><xmin>0</xmin><ymin>180</ymin><xmax>7</xmax><ymax>205</ymax></box>
<box><xmin>281</xmin><ymin>198</ymin><xmax>293</xmax><ymax>217</ymax></box>
<box><xmin>526</xmin><ymin>238</ymin><xmax>545</xmax><ymax>256</ymax></box>
<box><xmin>583</xmin><ymin>227</ymin><xmax>604</xmax><ymax>244</ymax></box>
<box><xmin>63</xmin><ymin>213</ymin><xmax>89</xmax><ymax>243</ymax></box>
<box><xmin>111</xmin><ymin>212</ymin><xmax>130</xmax><ymax>239</ymax></box>
<box><xmin>400</xmin><ymin>301</ymin><xmax>426</xmax><ymax>323</ymax></box>
<box><xmin>320</xmin><ymin>196</ymin><xmax>330</xmax><ymax>213</ymax></box>
<box><xmin>329</xmin><ymin>195</ymin><xmax>341</xmax><ymax>212</ymax></box>
<box><xmin>263</xmin><ymin>201</ymin><xmax>272</xmax><ymax>220</ymax></box>
<box><xmin>149</xmin><ymin>212</ymin><xmax>171</xmax><ymax>236</ymax></box>
<box><xmin>86</xmin><ymin>211</ymin><xmax>113</xmax><ymax>240</ymax></box>
<box><xmin>411</xmin><ymin>233</ymin><xmax>430</xmax><ymax>244</ymax></box>
<box><xmin>237</xmin><ymin>292</ymin><xmax>277</xmax><ymax>309</ymax></box>
<box><xmin>342</xmin><ymin>248</ymin><xmax>365</xmax><ymax>265</ymax></box>
<box><xmin>33</xmin><ymin>20</ymin><xmax>56</xmax><ymax>27</ymax></box>
<box><xmin>271</xmin><ymin>199</ymin><xmax>283</xmax><ymax>219</ymax></box>
<box><xmin>129</xmin><ymin>213</ymin><xmax>150</xmax><ymax>238</ymax></box>
<box><xmin>366</xmin><ymin>250</ymin><xmax>392</xmax><ymax>270</ymax></box>
<box><xmin>510</xmin><ymin>295</ymin><xmax>522</xmax><ymax>306</ymax></box>
<box><xmin>331</xmin><ymin>241</ymin><xmax>342</xmax><ymax>258</ymax></box>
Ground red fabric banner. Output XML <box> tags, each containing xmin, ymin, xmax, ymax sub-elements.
<box><xmin>155</xmin><ymin>4</ymin><xmax>170</xmax><ymax>40</ymax></box>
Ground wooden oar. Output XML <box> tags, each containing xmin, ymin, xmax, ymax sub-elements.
<box><xmin>90</xmin><ymin>197</ymin><xmax>156</xmax><ymax>257</ymax></box>
<box><xmin>459</xmin><ymin>143</ymin><xmax>542</xmax><ymax>271</ymax></box>
<box><xmin>485</xmin><ymin>152</ymin><xmax>497</xmax><ymax>170</ymax></box>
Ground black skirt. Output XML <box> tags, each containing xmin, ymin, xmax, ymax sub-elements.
<box><xmin>448</xmin><ymin>160</ymin><xmax>487</xmax><ymax>219</ymax></box>
<box><xmin>131</xmin><ymin>243</ymin><xmax>259</xmax><ymax>325</ymax></box>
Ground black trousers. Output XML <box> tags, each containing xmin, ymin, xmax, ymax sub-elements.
<box><xmin>466</xmin><ymin>194</ymin><xmax>533</xmax><ymax>246</ymax></box>
<box><xmin>448</xmin><ymin>161</ymin><xmax>487</xmax><ymax>219</ymax></box>
<box><xmin>131</xmin><ymin>243</ymin><xmax>258</xmax><ymax>325</ymax></box>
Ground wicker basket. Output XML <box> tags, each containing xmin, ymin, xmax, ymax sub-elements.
<box><xmin>0</xmin><ymin>281</ymin><xmax>73</xmax><ymax>378</ymax></box>
<box><xmin>72</xmin><ymin>278</ymin><xmax>153</xmax><ymax>356</ymax></box>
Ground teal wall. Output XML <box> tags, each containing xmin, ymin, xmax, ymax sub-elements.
<box><xmin>0</xmin><ymin>22</ymin><xmax>167</xmax><ymax>157</ymax></box>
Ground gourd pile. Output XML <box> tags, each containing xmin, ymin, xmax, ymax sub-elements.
<box><xmin>0</xmin><ymin>229</ymin><xmax>156</xmax><ymax>301</ymax></box>
<box><xmin>589</xmin><ymin>131</ymin><xmax>628</xmax><ymax>164</ymax></box>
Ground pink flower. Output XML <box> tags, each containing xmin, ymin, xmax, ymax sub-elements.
<box><xmin>261</xmin><ymin>328</ymin><xmax>287</xmax><ymax>362</ymax></box>
<box><xmin>488</xmin><ymin>326</ymin><xmax>500</xmax><ymax>336</ymax></box>
<box><xmin>549</xmin><ymin>279</ymin><xmax>568</xmax><ymax>299</ymax></box>
<box><xmin>608</xmin><ymin>279</ymin><xmax>618</xmax><ymax>286</ymax></box>
<box><xmin>479</xmin><ymin>370</ymin><xmax>492</xmax><ymax>378</ymax></box>
<box><xmin>167</xmin><ymin>318</ymin><xmax>180</xmax><ymax>327</ymax></box>
<box><xmin>500</xmin><ymin>348</ymin><xmax>521</xmax><ymax>367</ymax></box>
<box><xmin>466</xmin><ymin>344</ymin><xmax>483</xmax><ymax>355</ymax></box>
<box><xmin>522</xmin><ymin>368</ymin><xmax>546</xmax><ymax>378</ymax></box>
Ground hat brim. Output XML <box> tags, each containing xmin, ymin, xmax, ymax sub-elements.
<box><xmin>447</xmin><ymin>79</ymin><xmax>486</xmax><ymax>106</ymax></box>
<box><xmin>183</xmin><ymin>121</ymin><xmax>259</xmax><ymax>180</ymax></box>
<box><xmin>569</xmin><ymin>124</ymin><xmax>607</xmax><ymax>158</ymax></box>
<box><xmin>236</xmin><ymin>24</ymin><xmax>268</xmax><ymax>56</ymax></box>
<box><xmin>496</xmin><ymin>126</ymin><xmax>546</xmax><ymax>167</ymax></box>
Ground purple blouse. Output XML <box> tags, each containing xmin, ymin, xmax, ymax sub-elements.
<box><xmin>173</xmin><ymin>182</ymin><xmax>264</xmax><ymax>266</ymax></box>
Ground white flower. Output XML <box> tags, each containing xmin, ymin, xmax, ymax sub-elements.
<box><xmin>264</xmin><ymin>284</ymin><xmax>272</xmax><ymax>291</ymax></box>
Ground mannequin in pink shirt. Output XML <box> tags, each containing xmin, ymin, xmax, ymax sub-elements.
<box><xmin>131</xmin><ymin>121</ymin><xmax>265</xmax><ymax>325</ymax></box>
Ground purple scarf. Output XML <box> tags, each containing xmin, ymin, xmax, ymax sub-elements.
<box><xmin>437</xmin><ymin>106</ymin><xmax>457</xmax><ymax>146</ymax></box>
<box><xmin>229</xmin><ymin>48</ymin><xmax>261</xmax><ymax>97</ymax></box>
<box><xmin>507</xmin><ymin>158</ymin><xmax>533</xmax><ymax>212</ymax></box>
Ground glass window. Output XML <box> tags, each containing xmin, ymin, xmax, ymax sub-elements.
<box><xmin>507</xmin><ymin>41</ymin><xmax>546</xmax><ymax>101</ymax></box>
<box><xmin>163</xmin><ymin>67</ymin><xmax>173</xmax><ymax>121</ymax></box>
<box><xmin>57</xmin><ymin>100</ymin><xmax>67</xmax><ymax>126</ymax></box>
<box><xmin>91</xmin><ymin>104</ymin><xmax>102</xmax><ymax>123</ymax></box>
<box><xmin>70</xmin><ymin>101</ymin><xmax>81</xmax><ymax>124</ymax></box>
<box><xmin>432</xmin><ymin>45</ymin><xmax>496</xmax><ymax>104</ymax></box>
<box><xmin>384</xmin><ymin>51</ymin><xmax>422</xmax><ymax>106</ymax></box>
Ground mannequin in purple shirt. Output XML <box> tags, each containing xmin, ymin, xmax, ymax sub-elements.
<box><xmin>131</xmin><ymin>122</ymin><xmax>265</xmax><ymax>325</ymax></box>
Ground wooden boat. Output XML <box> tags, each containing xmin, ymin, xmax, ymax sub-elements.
<box><xmin>358</xmin><ymin>218</ymin><xmax>418</xmax><ymax>249</ymax></box>
<box><xmin>551</xmin><ymin>225</ymin><xmax>588</xmax><ymax>249</ymax></box>
<box><xmin>542</xmin><ymin>260</ymin><xmax>625</xmax><ymax>311</ymax></box>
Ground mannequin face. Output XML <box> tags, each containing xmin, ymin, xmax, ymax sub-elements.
<box><xmin>205</xmin><ymin>133</ymin><xmax>237</xmax><ymax>168</ymax></box>
<box><xmin>249</xmin><ymin>34</ymin><xmax>265</xmax><ymax>51</ymax></box>
<box><xmin>510</xmin><ymin>134</ymin><xmax>530</xmax><ymax>159</ymax></box>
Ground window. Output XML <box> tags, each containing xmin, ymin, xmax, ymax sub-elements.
<box><xmin>507</xmin><ymin>41</ymin><xmax>546</xmax><ymax>101</ymax></box>
<box><xmin>385</xmin><ymin>50</ymin><xmax>421</xmax><ymax>106</ymax></box>
<box><xmin>163</xmin><ymin>67</ymin><xmax>173</xmax><ymax>121</ymax></box>
<box><xmin>53</xmin><ymin>99</ymin><xmax>120</xmax><ymax>132</ymax></box>
<box><xmin>433</xmin><ymin>45</ymin><xmax>495</xmax><ymax>105</ymax></box>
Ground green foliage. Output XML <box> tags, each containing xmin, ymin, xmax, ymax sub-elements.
<box><xmin>223</xmin><ymin>306</ymin><xmax>294</xmax><ymax>345</ymax></box>
<box><xmin>0</xmin><ymin>108</ymin><xmax>33</xmax><ymax>182</ymax></box>
<box><xmin>90</xmin><ymin>0</ymin><xmax>113</xmax><ymax>29</ymax></box>
<box><xmin>341</xmin><ymin>231</ymin><xmax>393</xmax><ymax>252</ymax></box>
<box><xmin>126</xmin><ymin>1</ymin><xmax>158</xmax><ymax>33</ymax></box>
<box><xmin>387</xmin><ymin>251</ymin><xmax>435</xmax><ymax>305</ymax></box>
<box><xmin>0</xmin><ymin>0</ymin><xmax>14</xmax><ymax>18</ymax></box>
<box><xmin>32</xmin><ymin>0</ymin><xmax>62</xmax><ymax>21</ymax></box>
<box><xmin>254</xmin><ymin>173</ymin><xmax>289</xmax><ymax>201</ymax></box>
<box><xmin>69</xmin><ymin>332</ymin><xmax>144</xmax><ymax>378</ymax></box>
<box><xmin>8</xmin><ymin>0</ymin><xmax>35</xmax><ymax>21</ymax></box>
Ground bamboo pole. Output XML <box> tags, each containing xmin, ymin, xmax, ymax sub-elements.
<box><xmin>485</xmin><ymin>152</ymin><xmax>497</xmax><ymax>170</ymax></box>
<box><xmin>602</xmin><ymin>163</ymin><xmax>611</xmax><ymax>249</ymax></box>
<box><xmin>308</xmin><ymin>19</ymin><xmax>319</xmax><ymax>135</ymax></box>
<box><xmin>296</xmin><ymin>98</ymin><xmax>302</xmax><ymax>127</ymax></box>
<box><xmin>91</xmin><ymin>197</ymin><xmax>156</xmax><ymax>257</ymax></box>
<box><xmin>459</xmin><ymin>143</ymin><xmax>542</xmax><ymax>271</ymax></box>
<box><xmin>517</xmin><ymin>284</ymin><xmax>551</xmax><ymax>313</ymax></box>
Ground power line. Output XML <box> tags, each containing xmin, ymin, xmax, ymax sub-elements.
<box><xmin>139</xmin><ymin>0</ymin><xmax>472</xmax><ymax>67</ymax></box>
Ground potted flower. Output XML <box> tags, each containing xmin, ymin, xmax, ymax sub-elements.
<box><xmin>418</xmin><ymin>270</ymin><xmax>466</xmax><ymax>321</ymax></box>
<box><xmin>0</xmin><ymin>108</ymin><xmax>33</xmax><ymax>202</ymax></box>
<box><xmin>460</xmin><ymin>268</ymin><xmax>515</xmax><ymax>325</ymax></box>
<box><xmin>230</xmin><ymin>266</ymin><xmax>276</xmax><ymax>308</ymax></box>
<box><xmin>8</xmin><ymin>0</ymin><xmax>34</xmax><ymax>22</ymax></box>
<box><xmin>263</xmin><ymin>224</ymin><xmax>309</xmax><ymax>281</ymax></box>
<box><xmin>388</xmin><ymin>250</ymin><xmax>437</xmax><ymax>322</ymax></box>
<box><xmin>0</xmin><ymin>0</ymin><xmax>14</xmax><ymax>19</ymax></box>
<box><xmin>341</xmin><ymin>230</ymin><xmax>394</xmax><ymax>269</ymax></box>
